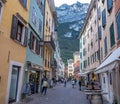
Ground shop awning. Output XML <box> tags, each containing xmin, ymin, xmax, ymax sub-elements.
<box><xmin>78</xmin><ymin>70</ymin><xmax>94</xmax><ymax>76</ymax></box>
<box><xmin>95</xmin><ymin>47</ymin><xmax>120</xmax><ymax>74</ymax></box>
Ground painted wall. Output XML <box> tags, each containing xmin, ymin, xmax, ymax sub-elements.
<box><xmin>26</xmin><ymin>0</ymin><xmax>44</xmax><ymax>66</ymax></box>
<box><xmin>44</xmin><ymin>0</ymin><xmax>53</xmax><ymax>72</ymax></box>
<box><xmin>0</xmin><ymin>0</ymin><xmax>30</xmax><ymax>103</ymax></box>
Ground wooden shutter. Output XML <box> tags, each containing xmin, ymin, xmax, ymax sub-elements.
<box><xmin>110</xmin><ymin>23</ymin><xmax>115</xmax><ymax>47</ymax></box>
<box><xmin>38</xmin><ymin>41</ymin><xmax>40</xmax><ymax>55</ymax></box>
<box><xmin>1</xmin><ymin>0</ymin><xmax>7</xmax><ymax>3</ymax></box>
<box><xmin>36</xmin><ymin>39</ymin><xmax>38</xmax><ymax>54</ymax></box>
<box><xmin>107</xmin><ymin>0</ymin><xmax>113</xmax><ymax>12</ymax></box>
<box><xmin>102</xmin><ymin>9</ymin><xmax>106</xmax><ymax>27</ymax></box>
<box><xmin>10</xmin><ymin>15</ymin><xmax>18</xmax><ymax>39</ymax></box>
<box><xmin>24</xmin><ymin>27</ymin><xmax>28</xmax><ymax>46</ymax></box>
<box><xmin>29</xmin><ymin>32</ymin><xmax>33</xmax><ymax>49</ymax></box>
<box><xmin>116</xmin><ymin>11</ymin><xmax>120</xmax><ymax>40</ymax></box>
<box><xmin>98</xmin><ymin>7</ymin><xmax>101</xmax><ymax>20</ymax></box>
<box><xmin>98</xmin><ymin>26</ymin><xmax>102</xmax><ymax>39</ymax></box>
<box><xmin>104</xmin><ymin>37</ymin><xmax>107</xmax><ymax>55</ymax></box>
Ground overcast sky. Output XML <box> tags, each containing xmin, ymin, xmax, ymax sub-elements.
<box><xmin>54</xmin><ymin>0</ymin><xmax>91</xmax><ymax>7</ymax></box>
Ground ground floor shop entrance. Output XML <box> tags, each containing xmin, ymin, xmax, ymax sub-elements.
<box><xmin>9</xmin><ymin>66</ymin><xmax>20</xmax><ymax>103</ymax></box>
<box><xmin>29</xmin><ymin>70</ymin><xmax>41</xmax><ymax>94</ymax></box>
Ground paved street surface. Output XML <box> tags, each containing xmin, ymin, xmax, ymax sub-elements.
<box><xmin>15</xmin><ymin>83</ymin><xmax>89</xmax><ymax>104</ymax></box>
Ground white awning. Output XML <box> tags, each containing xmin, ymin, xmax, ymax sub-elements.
<box><xmin>95</xmin><ymin>47</ymin><xmax>120</xmax><ymax>74</ymax></box>
<box><xmin>78</xmin><ymin>70</ymin><xmax>93</xmax><ymax>76</ymax></box>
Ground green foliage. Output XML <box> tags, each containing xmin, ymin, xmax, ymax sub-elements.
<box><xmin>57</xmin><ymin>22</ymin><xmax>79</xmax><ymax>65</ymax></box>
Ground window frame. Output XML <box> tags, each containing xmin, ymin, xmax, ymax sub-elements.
<box><xmin>0</xmin><ymin>1</ymin><xmax>3</xmax><ymax>22</ymax></box>
<box><xmin>19</xmin><ymin>0</ymin><xmax>27</xmax><ymax>9</ymax></box>
<box><xmin>109</xmin><ymin>23</ymin><xmax>115</xmax><ymax>47</ymax></box>
<box><xmin>116</xmin><ymin>10</ymin><xmax>120</xmax><ymax>40</ymax></box>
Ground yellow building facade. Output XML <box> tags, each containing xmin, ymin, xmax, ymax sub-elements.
<box><xmin>44</xmin><ymin>0</ymin><xmax>55</xmax><ymax>78</ymax></box>
<box><xmin>0</xmin><ymin>0</ymin><xmax>30</xmax><ymax>103</ymax></box>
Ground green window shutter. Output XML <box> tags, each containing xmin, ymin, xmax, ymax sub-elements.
<box><xmin>110</xmin><ymin>23</ymin><xmax>115</xmax><ymax>47</ymax></box>
<box><xmin>83</xmin><ymin>48</ymin><xmax>85</xmax><ymax>56</ymax></box>
<box><xmin>10</xmin><ymin>15</ymin><xmax>18</xmax><ymax>39</ymax></box>
<box><xmin>80</xmin><ymin>52</ymin><xmax>82</xmax><ymax>59</ymax></box>
<box><xmin>83</xmin><ymin>37</ymin><xmax>85</xmax><ymax>45</ymax></box>
<box><xmin>102</xmin><ymin>9</ymin><xmax>106</xmax><ymax>28</ymax></box>
<box><xmin>98</xmin><ymin>7</ymin><xmax>101</xmax><ymax>20</ymax></box>
<box><xmin>24</xmin><ymin>27</ymin><xmax>28</xmax><ymax>46</ymax></box>
<box><xmin>116</xmin><ymin>11</ymin><xmax>120</xmax><ymax>40</ymax></box>
<box><xmin>104</xmin><ymin>37</ymin><xmax>108</xmax><ymax>55</ymax></box>
<box><xmin>98</xmin><ymin>26</ymin><xmax>102</xmax><ymax>39</ymax></box>
<box><xmin>107</xmin><ymin>0</ymin><xmax>113</xmax><ymax>13</ymax></box>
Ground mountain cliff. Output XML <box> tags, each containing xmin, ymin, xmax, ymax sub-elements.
<box><xmin>56</xmin><ymin>2</ymin><xmax>89</xmax><ymax>65</ymax></box>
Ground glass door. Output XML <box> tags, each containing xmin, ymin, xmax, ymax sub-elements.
<box><xmin>9</xmin><ymin>66</ymin><xmax>19</xmax><ymax>103</ymax></box>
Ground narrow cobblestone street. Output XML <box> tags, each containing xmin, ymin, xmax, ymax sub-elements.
<box><xmin>15</xmin><ymin>83</ymin><xmax>89</xmax><ymax>104</ymax></box>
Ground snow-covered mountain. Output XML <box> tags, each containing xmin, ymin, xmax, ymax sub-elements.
<box><xmin>56</xmin><ymin>2</ymin><xmax>89</xmax><ymax>64</ymax></box>
<box><xmin>56</xmin><ymin>1</ymin><xmax>89</xmax><ymax>37</ymax></box>
<box><xmin>56</xmin><ymin>2</ymin><xmax>88</xmax><ymax>23</ymax></box>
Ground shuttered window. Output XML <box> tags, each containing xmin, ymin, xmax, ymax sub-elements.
<box><xmin>107</xmin><ymin>0</ymin><xmax>113</xmax><ymax>13</ymax></box>
<box><xmin>80</xmin><ymin>52</ymin><xmax>82</xmax><ymax>59</ymax></box>
<box><xmin>83</xmin><ymin>48</ymin><xmax>86</xmax><ymax>56</ymax></box>
<box><xmin>19</xmin><ymin>0</ymin><xmax>27</xmax><ymax>8</ymax></box>
<box><xmin>83</xmin><ymin>37</ymin><xmax>85</xmax><ymax>45</ymax></box>
<box><xmin>88</xmin><ymin>57</ymin><xmax>90</xmax><ymax>66</ymax></box>
<box><xmin>98</xmin><ymin>7</ymin><xmax>101</xmax><ymax>20</ymax></box>
<box><xmin>24</xmin><ymin>27</ymin><xmax>28</xmax><ymax>46</ymax></box>
<box><xmin>104</xmin><ymin>37</ymin><xmax>108</xmax><ymax>55</ymax></box>
<box><xmin>80</xmin><ymin>42</ymin><xmax>82</xmax><ymax>49</ymax></box>
<box><xmin>98</xmin><ymin>26</ymin><xmax>102</xmax><ymax>39</ymax></box>
<box><xmin>102</xmin><ymin>9</ymin><xmax>106</xmax><ymax>28</ymax></box>
<box><xmin>109</xmin><ymin>23</ymin><xmax>115</xmax><ymax>47</ymax></box>
<box><xmin>11</xmin><ymin>15</ymin><xmax>18</xmax><ymax>39</ymax></box>
<box><xmin>116</xmin><ymin>10</ymin><xmax>120</xmax><ymax>40</ymax></box>
<box><xmin>29</xmin><ymin>31</ymin><xmax>41</xmax><ymax>55</ymax></box>
<box><xmin>10</xmin><ymin>15</ymin><xmax>28</xmax><ymax>46</ymax></box>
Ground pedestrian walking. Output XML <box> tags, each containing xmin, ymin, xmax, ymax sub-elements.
<box><xmin>64</xmin><ymin>78</ymin><xmax>67</xmax><ymax>87</ymax></box>
<box><xmin>71</xmin><ymin>79</ymin><xmax>75</xmax><ymax>88</ymax></box>
<box><xmin>90</xmin><ymin>79</ymin><xmax>95</xmax><ymax>90</ymax></box>
<box><xmin>78</xmin><ymin>80</ymin><xmax>82</xmax><ymax>91</ymax></box>
<box><xmin>41</xmin><ymin>79</ymin><xmax>48</xmax><ymax>95</ymax></box>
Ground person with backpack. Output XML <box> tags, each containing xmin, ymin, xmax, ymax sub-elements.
<box><xmin>41</xmin><ymin>79</ymin><xmax>48</xmax><ymax>95</ymax></box>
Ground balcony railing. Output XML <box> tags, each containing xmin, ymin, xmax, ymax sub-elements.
<box><xmin>44</xmin><ymin>35</ymin><xmax>55</xmax><ymax>50</ymax></box>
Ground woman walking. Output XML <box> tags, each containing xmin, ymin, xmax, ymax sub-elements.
<box><xmin>41</xmin><ymin>79</ymin><xmax>48</xmax><ymax>95</ymax></box>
